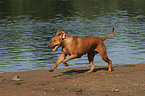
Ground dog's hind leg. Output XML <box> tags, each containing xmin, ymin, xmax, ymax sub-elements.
<box><xmin>97</xmin><ymin>44</ymin><xmax>112</xmax><ymax>72</ymax></box>
<box><xmin>85</xmin><ymin>52</ymin><xmax>96</xmax><ymax>74</ymax></box>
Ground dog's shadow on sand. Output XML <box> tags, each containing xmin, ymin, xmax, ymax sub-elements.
<box><xmin>52</xmin><ymin>67</ymin><xmax>114</xmax><ymax>78</ymax></box>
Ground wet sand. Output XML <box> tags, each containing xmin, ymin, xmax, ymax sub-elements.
<box><xmin>0</xmin><ymin>64</ymin><xmax>145</xmax><ymax>96</ymax></box>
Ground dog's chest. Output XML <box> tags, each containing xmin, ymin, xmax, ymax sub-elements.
<box><xmin>63</xmin><ymin>48</ymin><xmax>70</xmax><ymax>55</ymax></box>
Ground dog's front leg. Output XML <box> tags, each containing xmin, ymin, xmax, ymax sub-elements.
<box><xmin>62</xmin><ymin>55</ymin><xmax>78</xmax><ymax>64</ymax></box>
<box><xmin>49</xmin><ymin>51</ymin><xmax>66</xmax><ymax>72</ymax></box>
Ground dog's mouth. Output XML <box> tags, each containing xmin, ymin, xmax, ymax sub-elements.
<box><xmin>53</xmin><ymin>45</ymin><xmax>59</xmax><ymax>51</ymax></box>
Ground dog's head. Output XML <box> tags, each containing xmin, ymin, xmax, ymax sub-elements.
<box><xmin>48</xmin><ymin>29</ymin><xmax>65</xmax><ymax>51</ymax></box>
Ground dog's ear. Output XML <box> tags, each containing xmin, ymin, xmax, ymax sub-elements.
<box><xmin>61</xmin><ymin>31</ymin><xmax>65</xmax><ymax>39</ymax></box>
<box><xmin>56</xmin><ymin>29</ymin><xmax>61</xmax><ymax>36</ymax></box>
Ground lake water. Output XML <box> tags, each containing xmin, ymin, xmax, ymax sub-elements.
<box><xmin>0</xmin><ymin>0</ymin><xmax>145</xmax><ymax>73</ymax></box>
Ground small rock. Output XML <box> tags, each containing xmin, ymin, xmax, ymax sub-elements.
<box><xmin>44</xmin><ymin>92</ymin><xmax>47</xmax><ymax>95</ymax></box>
<box><xmin>113</xmin><ymin>89</ymin><xmax>119</xmax><ymax>92</ymax></box>
<box><xmin>12</xmin><ymin>76</ymin><xmax>21</xmax><ymax>81</ymax></box>
<box><xmin>115</xmin><ymin>89</ymin><xmax>119</xmax><ymax>92</ymax></box>
<box><xmin>51</xmin><ymin>88</ymin><xmax>59</xmax><ymax>92</ymax></box>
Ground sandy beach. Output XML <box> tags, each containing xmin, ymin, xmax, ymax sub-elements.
<box><xmin>0</xmin><ymin>64</ymin><xmax>145</xmax><ymax>96</ymax></box>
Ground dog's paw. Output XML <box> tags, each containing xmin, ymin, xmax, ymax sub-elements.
<box><xmin>49</xmin><ymin>69</ymin><xmax>54</xmax><ymax>72</ymax></box>
<box><xmin>85</xmin><ymin>71</ymin><xmax>91</xmax><ymax>74</ymax></box>
<box><xmin>63</xmin><ymin>63</ymin><xmax>69</xmax><ymax>67</ymax></box>
<box><xmin>107</xmin><ymin>69</ymin><xmax>112</xmax><ymax>72</ymax></box>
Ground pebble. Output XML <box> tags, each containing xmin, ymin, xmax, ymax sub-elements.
<box><xmin>114</xmin><ymin>89</ymin><xmax>119</xmax><ymax>92</ymax></box>
<box><xmin>12</xmin><ymin>76</ymin><xmax>21</xmax><ymax>81</ymax></box>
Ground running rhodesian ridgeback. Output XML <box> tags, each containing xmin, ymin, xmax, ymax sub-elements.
<box><xmin>48</xmin><ymin>28</ymin><xmax>114</xmax><ymax>73</ymax></box>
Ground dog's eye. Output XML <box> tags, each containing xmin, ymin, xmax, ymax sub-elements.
<box><xmin>53</xmin><ymin>40</ymin><xmax>56</xmax><ymax>42</ymax></box>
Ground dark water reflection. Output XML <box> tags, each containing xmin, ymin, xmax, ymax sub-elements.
<box><xmin>0</xmin><ymin>0</ymin><xmax>145</xmax><ymax>73</ymax></box>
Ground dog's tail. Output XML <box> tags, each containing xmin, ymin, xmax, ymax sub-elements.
<box><xmin>101</xmin><ymin>28</ymin><xmax>114</xmax><ymax>41</ymax></box>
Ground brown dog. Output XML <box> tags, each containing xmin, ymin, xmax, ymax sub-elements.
<box><xmin>48</xmin><ymin>28</ymin><xmax>114</xmax><ymax>73</ymax></box>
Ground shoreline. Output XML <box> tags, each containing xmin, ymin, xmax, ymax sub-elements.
<box><xmin>0</xmin><ymin>64</ymin><xmax>145</xmax><ymax>96</ymax></box>
<box><xmin>0</xmin><ymin>63</ymin><xmax>143</xmax><ymax>74</ymax></box>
